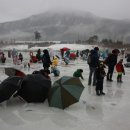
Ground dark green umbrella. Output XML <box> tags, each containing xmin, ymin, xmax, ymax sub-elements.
<box><xmin>48</xmin><ymin>76</ymin><xmax>84</xmax><ymax>109</ymax></box>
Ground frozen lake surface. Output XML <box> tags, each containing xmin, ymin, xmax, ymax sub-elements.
<box><xmin>0</xmin><ymin>45</ymin><xmax>130</xmax><ymax>130</ymax></box>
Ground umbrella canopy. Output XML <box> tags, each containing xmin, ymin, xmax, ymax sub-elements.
<box><xmin>112</xmin><ymin>49</ymin><xmax>120</xmax><ymax>54</ymax></box>
<box><xmin>5</xmin><ymin>67</ymin><xmax>26</xmax><ymax>77</ymax></box>
<box><xmin>60</xmin><ymin>47</ymin><xmax>70</xmax><ymax>52</ymax></box>
<box><xmin>70</xmin><ymin>53</ymin><xmax>76</xmax><ymax>59</ymax></box>
<box><xmin>0</xmin><ymin>76</ymin><xmax>23</xmax><ymax>103</ymax></box>
<box><xmin>17</xmin><ymin>74</ymin><xmax>51</xmax><ymax>103</ymax></box>
<box><xmin>48</xmin><ymin>76</ymin><xmax>84</xmax><ymax>109</ymax></box>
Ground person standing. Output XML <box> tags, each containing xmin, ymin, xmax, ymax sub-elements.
<box><xmin>88</xmin><ymin>47</ymin><xmax>100</xmax><ymax>86</ymax></box>
<box><xmin>18</xmin><ymin>53</ymin><xmax>23</xmax><ymax>63</ymax></box>
<box><xmin>105</xmin><ymin>50</ymin><xmax>118</xmax><ymax>81</ymax></box>
<box><xmin>12</xmin><ymin>48</ymin><xmax>18</xmax><ymax>64</ymax></box>
<box><xmin>76</xmin><ymin>50</ymin><xmax>79</xmax><ymax>57</ymax></box>
<box><xmin>116</xmin><ymin>59</ymin><xmax>125</xmax><ymax>82</ymax></box>
<box><xmin>95</xmin><ymin>62</ymin><xmax>106</xmax><ymax>96</ymax></box>
<box><xmin>36</xmin><ymin>49</ymin><xmax>42</xmax><ymax>62</ymax></box>
<box><xmin>42</xmin><ymin>49</ymin><xmax>52</xmax><ymax>70</ymax></box>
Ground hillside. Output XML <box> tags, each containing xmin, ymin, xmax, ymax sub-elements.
<box><xmin>0</xmin><ymin>10</ymin><xmax>130</xmax><ymax>42</ymax></box>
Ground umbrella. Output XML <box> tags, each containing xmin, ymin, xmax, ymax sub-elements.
<box><xmin>0</xmin><ymin>76</ymin><xmax>23</xmax><ymax>103</ymax></box>
<box><xmin>48</xmin><ymin>76</ymin><xmax>84</xmax><ymax>109</ymax></box>
<box><xmin>5</xmin><ymin>67</ymin><xmax>26</xmax><ymax>77</ymax></box>
<box><xmin>17</xmin><ymin>74</ymin><xmax>51</xmax><ymax>103</ymax></box>
<box><xmin>70</xmin><ymin>53</ymin><xmax>76</xmax><ymax>59</ymax></box>
<box><xmin>112</xmin><ymin>49</ymin><xmax>120</xmax><ymax>54</ymax></box>
<box><xmin>60</xmin><ymin>47</ymin><xmax>70</xmax><ymax>52</ymax></box>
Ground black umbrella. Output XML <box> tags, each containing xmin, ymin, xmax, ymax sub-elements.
<box><xmin>0</xmin><ymin>76</ymin><xmax>23</xmax><ymax>103</ymax></box>
<box><xmin>17</xmin><ymin>74</ymin><xmax>51</xmax><ymax>103</ymax></box>
<box><xmin>5</xmin><ymin>67</ymin><xmax>26</xmax><ymax>77</ymax></box>
<box><xmin>112</xmin><ymin>49</ymin><xmax>120</xmax><ymax>54</ymax></box>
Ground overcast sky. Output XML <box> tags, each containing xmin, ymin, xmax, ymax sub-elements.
<box><xmin>0</xmin><ymin>0</ymin><xmax>130</xmax><ymax>23</ymax></box>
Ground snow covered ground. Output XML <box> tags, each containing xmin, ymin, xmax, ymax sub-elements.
<box><xmin>0</xmin><ymin>44</ymin><xmax>130</xmax><ymax>130</ymax></box>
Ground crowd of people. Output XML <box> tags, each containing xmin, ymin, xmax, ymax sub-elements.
<box><xmin>0</xmin><ymin>46</ymin><xmax>128</xmax><ymax>97</ymax></box>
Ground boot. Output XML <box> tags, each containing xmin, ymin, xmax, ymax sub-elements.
<box><xmin>119</xmin><ymin>77</ymin><xmax>123</xmax><ymax>83</ymax></box>
<box><xmin>96</xmin><ymin>91</ymin><xmax>100</xmax><ymax>96</ymax></box>
<box><xmin>109</xmin><ymin>74</ymin><xmax>113</xmax><ymax>81</ymax></box>
<box><xmin>117</xmin><ymin>77</ymin><xmax>120</xmax><ymax>82</ymax></box>
<box><xmin>100</xmin><ymin>91</ymin><xmax>105</xmax><ymax>95</ymax></box>
<box><xmin>107</xmin><ymin>73</ymin><xmax>110</xmax><ymax>81</ymax></box>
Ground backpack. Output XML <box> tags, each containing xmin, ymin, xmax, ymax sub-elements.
<box><xmin>87</xmin><ymin>54</ymin><xmax>92</xmax><ymax>64</ymax></box>
<box><xmin>104</xmin><ymin>55</ymin><xmax>110</xmax><ymax>65</ymax></box>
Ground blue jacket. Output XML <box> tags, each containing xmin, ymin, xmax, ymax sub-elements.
<box><xmin>89</xmin><ymin>50</ymin><xmax>99</xmax><ymax>68</ymax></box>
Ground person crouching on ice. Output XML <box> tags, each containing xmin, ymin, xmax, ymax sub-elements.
<box><xmin>51</xmin><ymin>65</ymin><xmax>60</xmax><ymax>77</ymax></box>
<box><xmin>73</xmin><ymin>69</ymin><xmax>84</xmax><ymax>80</ymax></box>
<box><xmin>95</xmin><ymin>62</ymin><xmax>106</xmax><ymax>96</ymax></box>
<box><xmin>116</xmin><ymin>59</ymin><xmax>125</xmax><ymax>83</ymax></box>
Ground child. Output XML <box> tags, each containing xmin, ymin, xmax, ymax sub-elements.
<box><xmin>73</xmin><ymin>69</ymin><xmax>84</xmax><ymax>80</ymax></box>
<box><xmin>116</xmin><ymin>59</ymin><xmax>125</xmax><ymax>82</ymax></box>
<box><xmin>95</xmin><ymin>62</ymin><xmax>106</xmax><ymax>96</ymax></box>
<box><xmin>52</xmin><ymin>56</ymin><xmax>59</xmax><ymax>66</ymax></box>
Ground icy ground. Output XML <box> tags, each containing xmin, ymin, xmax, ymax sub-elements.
<box><xmin>0</xmin><ymin>52</ymin><xmax>130</xmax><ymax>130</ymax></box>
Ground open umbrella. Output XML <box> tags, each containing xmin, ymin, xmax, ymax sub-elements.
<box><xmin>5</xmin><ymin>67</ymin><xmax>26</xmax><ymax>77</ymax></box>
<box><xmin>17</xmin><ymin>74</ymin><xmax>51</xmax><ymax>103</ymax></box>
<box><xmin>0</xmin><ymin>76</ymin><xmax>23</xmax><ymax>103</ymax></box>
<box><xmin>70</xmin><ymin>53</ymin><xmax>76</xmax><ymax>60</ymax></box>
<box><xmin>48</xmin><ymin>76</ymin><xmax>84</xmax><ymax>109</ymax></box>
<box><xmin>112</xmin><ymin>49</ymin><xmax>120</xmax><ymax>54</ymax></box>
<box><xmin>60</xmin><ymin>47</ymin><xmax>70</xmax><ymax>52</ymax></box>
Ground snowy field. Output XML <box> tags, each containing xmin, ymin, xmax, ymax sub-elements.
<box><xmin>0</xmin><ymin>44</ymin><xmax>130</xmax><ymax>130</ymax></box>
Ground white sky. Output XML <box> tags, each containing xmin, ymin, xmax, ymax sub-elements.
<box><xmin>0</xmin><ymin>0</ymin><xmax>130</xmax><ymax>23</ymax></box>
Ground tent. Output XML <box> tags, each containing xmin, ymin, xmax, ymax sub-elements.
<box><xmin>48</xmin><ymin>76</ymin><xmax>84</xmax><ymax>109</ymax></box>
<box><xmin>0</xmin><ymin>76</ymin><xmax>23</xmax><ymax>103</ymax></box>
<box><xmin>17</xmin><ymin>74</ymin><xmax>51</xmax><ymax>103</ymax></box>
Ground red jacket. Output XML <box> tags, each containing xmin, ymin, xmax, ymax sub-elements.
<box><xmin>116</xmin><ymin>63</ymin><xmax>124</xmax><ymax>73</ymax></box>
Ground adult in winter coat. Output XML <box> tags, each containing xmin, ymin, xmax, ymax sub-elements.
<box><xmin>105</xmin><ymin>50</ymin><xmax>118</xmax><ymax>81</ymax></box>
<box><xmin>42</xmin><ymin>49</ymin><xmax>52</xmax><ymax>70</ymax></box>
<box><xmin>36</xmin><ymin>49</ymin><xmax>42</xmax><ymax>61</ymax></box>
<box><xmin>88</xmin><ymin>47</ymin><xmax>100</xmax><ymax>86</ymax></box>
<box><xmin>18</xmin><ymin>53</ymin><xmax>23</xmax><ymax>62</ymax></box>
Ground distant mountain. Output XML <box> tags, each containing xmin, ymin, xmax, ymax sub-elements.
<box><xmin>0</xmin><ymin>9</ymin><xmax>130</xmax><ymax>42</ymax></box>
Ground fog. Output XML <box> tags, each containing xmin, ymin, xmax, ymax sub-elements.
<box><xmin>0</xmin><ymin>0</ymin><xmax>130</xmax><ymax>23</ymax></box>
